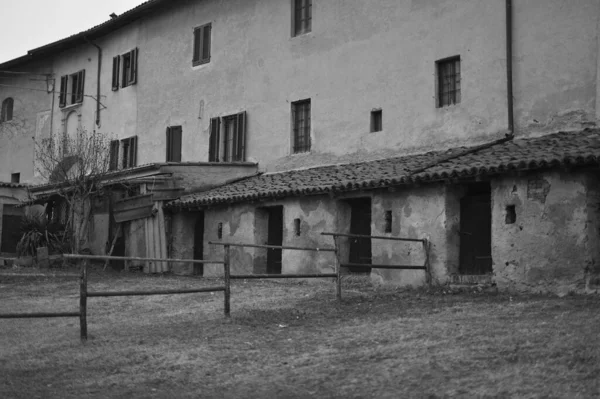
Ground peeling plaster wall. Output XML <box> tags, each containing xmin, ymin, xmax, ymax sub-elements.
<box><xmin>201</xmin><ymin>204</ymin><xmax>257</xmax><ymax>277</ymax></box>
<box><xmin>492</xmin><ymin>172</ymin><xmax>595</xmax><ymax>294</ymax></box>
<box><xmin>371</xmin><ymin>185</ymin><xmax>449</xmax><ymax>287</ymax></box>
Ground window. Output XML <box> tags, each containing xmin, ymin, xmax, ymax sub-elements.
<box><xmin>121</xmin><ymin>136</ymin><xmax>138</xmax><ymax>169</ymax></box>
<box><xmin>59</xmin><ymin>70</ymin><xmax>85</xmax><ymax>108</ymax></box>
<box><xmin>193</xmin><ymin>23</ymin><xmax>212</xmax><ymax>66</ymax></box>
<box><xmin>371</xmin><ymin>109</ymin><xmax>382</xmax><ymax>132</ymax></box>
<box><xmin>1</xmin><ymin>98</ymin><xmax>13</xmax><ymax>122</ymax></box>
<box><xmin>292</xmin><ymin>0</ymin><xmax>312</xmax><ymax>36</ymax></box>
<box><xmin>437</xmin><ymin>56</ymin><xmax>461</xmax><ymax>107</ymax></box>
<box><xmin>112</xmin><ymin>48</ymin><xmax>138</xmax><ymax>90</ymax></box>
<box><xmin>292</xmin><ymin>99</ymin><xmax>311</xmax><ymax>153</ymax></box>
<box><xmin>109</xmin><ymin>140</ymin><xmax>120</xmax><ymax>171</ymax></box>
<box><xmin>384</xmin><ymin>210</ymin><xmax>392</xmax><ymax>233</ymax></box>
<box><xmin>166</xmin><ymin>126</ymin><xmax>183</xmax><ymax>162</ymax></box>
<box><xmin>209</xmin><ymin>112</ymin><xmax>247</xmax><ymax>162</ymax></box>
<box><xmin>10</xmin><ymin>173</ymin><xmax>20</xmax><ymax>184</ymax></box>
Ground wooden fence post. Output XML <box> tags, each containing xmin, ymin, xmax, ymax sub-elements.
<box><xmin>223</xmin><ymin>245</ymin><xmax>231</xmax><ymax>316</ymax></box>
<box><xmin>333</xmin><ymin>236</ymin><xmax>342</xmax><ymax>300</ymax></box>
<box><xmin>80</xmin><ymin>259</ymin><xmax>88</xmax><ymax>341</ymax></box>
<box><xmin>423</xmin><ymin>239</ymin><xmax>432</xmax><ymax>287</ymax></box>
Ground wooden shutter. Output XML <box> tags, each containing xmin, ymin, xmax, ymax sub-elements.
<box><xmin>75</xmin><ymin>70</ymin><xmax>85</xmax><ymax>103</ymax></box>
<box><xmin>59</xmin><ymin>75</ymin><xmax>68</xmax><ymax>108</ymax></box>
<box><xmin>209</xmin><ymin>117</ymin><xmax>220</xmax><ymax>162</ymax></box>
<box><xmin>236</xmin><ymin>111</ymin><xmax>246</xmax><ymax>162</ymax></box>
<box><xmin>112</xmin><ymin>56</ymin><xmax>120</xmax><ymax>91</ymax></box>
<box><xmin>109</xmin><ymin>140</ymin><xmax>119</xmax><ymax>171</ymax></box>
<box><xmin>172</xmin><ymin>126</ymin><xmax>182</xmax><ymax>162</ymax></box>
<box><xmin>166</xmin><ymin>127</ymin><xmax>172</xmax><ymax>161</ymax></box>
<box><xmin>202</xmin><ymin>24</ymin><xmax>211</xmax><ymax>62</ymax></box>
<box><xmin>131</xmin><ymin>136</ymin><xmax>138</xmax><ymax>166</ymax></box>
<box><xmin>130</xmin><ymin>48</ymin><xmax>138</xmax><ymax>85</ymax></box>
<box><xmin>193</xmin><ymin>28</ymin><xmax>201</xmax><ymax>64</ymax></box>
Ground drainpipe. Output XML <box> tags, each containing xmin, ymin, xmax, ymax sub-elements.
<box><xmin>84</xmin><ymin>37</ymin><xmax>102</xmax><ymax>128</ymax></box>
<box><xmin>506</xmin><ymin>0</ymin><xmax>514</xmax><ymax>138</ymax></box>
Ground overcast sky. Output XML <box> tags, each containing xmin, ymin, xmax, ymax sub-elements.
<box><xmin>0</xmin><ymin>0</ymin><xmax>146</xmax><ymax>64</ymax></box>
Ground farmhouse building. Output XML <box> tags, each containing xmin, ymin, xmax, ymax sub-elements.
<box><xmin>1</xmin><ymin>0</ymin><xmax>600</xmax><ymax>293</ymax></box>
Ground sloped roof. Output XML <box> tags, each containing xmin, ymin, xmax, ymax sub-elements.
<box><xmin>0</xmin><ymin>182</ymin><xmax>27</xmax><ymax>189</ymax></box>
<box><xmin>167</xmin><ymin>129</ymin><xmax>600</xmax><ymax>209</ymax></box>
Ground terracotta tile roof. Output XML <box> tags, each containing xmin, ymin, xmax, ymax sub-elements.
<box><xmin>167</xmin><ymin>129</ymin><xmax>600</xmax><ymax>209</ymax></box>
<box><xmin>0</xmin><ymin>182</ymin><xmax>27</xmax><ymax>189</ymax></box>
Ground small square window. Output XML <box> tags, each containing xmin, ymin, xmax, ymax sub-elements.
<box><xmin>371</xmin><ymin>109</ymin><xmax>382</xmax><ymax>132</ymax></box>
<box><xmin>505</xmin><ymin>205</ymin><xmax>516</xmax><ymax>224</ymax></box>
<box><xmin>294</xmin><ymin>218</ymin><xmax>301</xmax><ymax>236</ymax></box>
<box><xmin>437</xmin><ymin>56</ymin><xmax>461</xmax><ymax>107</ymax></box>
<box><xmin>11</xmin><ymin>173</ymin><xmax>20</xmax><ymax>183</ymax></box>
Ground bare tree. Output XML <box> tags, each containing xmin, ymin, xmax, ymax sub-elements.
<box><xmin>34</xmin><ymin>129</ymin><xmax>113</xmax><ymax>253</ymax></box>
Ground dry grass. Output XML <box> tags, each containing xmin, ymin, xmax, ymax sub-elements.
<box><xmin>0</xmin><ymin>266</ymin><xmax>599</xmax><ymax>399</ymax></box>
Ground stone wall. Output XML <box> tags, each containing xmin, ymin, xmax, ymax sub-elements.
<box><xmin>491</xmin><ymin>171</ymin><xmax>596</xmax><ymax>294</ymax></box>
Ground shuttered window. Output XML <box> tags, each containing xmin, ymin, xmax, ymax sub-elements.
<box><xmin>59</xmin><ymin>70</ymin><xmax>85</xmax><ymax>107</ymax></box>
<box><xmin>293</xmin><ymin>0</ymin><xmax>312</xmax><ymax>36</ymax></box>
<box><xmin>193</xmin><ymin>23</ymin><xmax>212</xmax><ymax>66</ymax></box>
<box><xmin>166</xmin><ymin>126</ymin><xmax>183</xmax><ymax>162</ymax></box>
<box><xmin>292</xmin><ymin>99</ymin><xmax>311</xmax><ymax>153</ymax></box>
<box><xmin>121</xmin><ymin>48</ymin><xmax>138</xmax><ymax>87</ymax></box>
<box><xmin>209</xmin><ymin>112</ymin><xmax>246</xmax><ymax>162</ymax></box>
<box><xmin>121</xmin><ymin>136</ymin><xmax>138</xmax><ymax>168</ymax></box>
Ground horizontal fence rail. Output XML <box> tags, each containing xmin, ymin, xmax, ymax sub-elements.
<box><xmin>340</xmin><ymin>263</ymin><xmax>427</xmax><ymax>270</ymax></box>
<box><xmin>321</xmin><ymin>232</ymin><xmax>425</xmax><ymax>243</ymax></box>
<box><xmin>87</xmin><ymin>287</ymin><xmax>226</xmax><ymax>297</ymax></box>
<box><xmin>230</xmin><ymin>273</ymin><xmax>337</xmax><ymax>280</ymax></box>
<box><xmin>209</xmin><ymin>241</ymin><xmax>336</xmax><ymax>252</ymax></box>
<box><xmin>63</xmin><ymin>254</ymin><xmax>226</xmax><ymax>265</ymax></box>
<box><xmin>0</xmin><ymin>312</ymin><xmax>80</xmax><ymax>319</ymax></box>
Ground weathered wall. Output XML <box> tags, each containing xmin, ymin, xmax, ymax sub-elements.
<box><xmin>0</xmin><ymin>61</ymin><xmax>52</xmax><ymax>184</ymax></box>
<box><xmin>585</xmin><ymin>173</ymin><xmax>600</xmax><ymax>291</ymax></box>
<box><xmin>371</xmin><ymin>185</ymin><xmax>450</xmax><ymax>286</ymax></box>
<box><xmin>491</xmin><ymin>171</ymin><xmax>595</xmax><ymax>294</ymax></box>
<box><xmin>170</xmin><ymin>211</ymin><xmax>200</xmax><ymax>275</ymax></box>
<box><xmin>3</xmin><ymin>0</ymin><xmax>599</xmax><ymax>179</ymax></box>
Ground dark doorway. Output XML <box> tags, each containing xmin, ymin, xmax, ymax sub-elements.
<box><xmin>193</xmin><ymin>213</ymin><xmax>205</xmax><ymax>276</ymax></box>
<box><xmin>459</xmin><ymin>183</ymin><xmax>492</xmax><ymax>275</ymax></box>
<box><xmin>108</xmin><ymin>198</ymin><xmax>125</xmax><ymax>271</ymax></box>
<box><xmin>266</xmin><ymin>206</ymin><xmax>283</xmax><ymax>274</ymax></box>
<box><xmin>1</xmin><ymin>206</ymin><xmax>23</xmax><ymax>254</ymax></box>
<box><xmin>348</xmin><ymin>198</ymin><xmax>372</xmax><ymax>274</ymax></box>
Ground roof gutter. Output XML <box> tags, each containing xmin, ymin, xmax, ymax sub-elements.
<box><xmin>506</xmin><ymin>0</ymin><xmax>515</xmax><ymax>138</ymax></box>
<box><xmin>84</xmin><ymin>37</ymin><xmax>102</xmax><ymax>127</ymax></box>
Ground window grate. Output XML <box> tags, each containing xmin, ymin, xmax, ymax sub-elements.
<box><xmin>437</xmin><ymin>57</ymin><xmax>461</xmax><ymax>107</ymax></box>
<box><xmin>292</xmin><ymin>99</ymin><xmax>311</xmax><ymax>153</ymax></box>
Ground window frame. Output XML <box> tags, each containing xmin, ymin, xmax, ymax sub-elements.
<box><xmin>10</xmin><ymin>173</ymin><xmax>20</xmax><ymax>184</ymax></box>
<box><xmin>209</xmin><ymin>111</ymin><xmax>247</xmax><ymax>162</ymax></box>
<box><xmin>193</xmin><ymin>23</ymin><xmax>212</xmax><ymax>66</ymax></box>
<box><xmin>166</xmin><ymin>126</ymin><xmax>183</xmax><ymax>162</ymax></box>
<box><xmin>59</xmin><ymin>70</ymin><xmax>85</xmax><ymax>108</ymax></box>
<box><xmin>436</xmin><ymin>56</ymin><xmax>461</xmax><ymax>108</ymax></box>
<box><xmin>292</xmin><ymin>0</ymin><xmax>312</xmax><ymax>37</ymax></box>
<box><xmin>292</xmin><ymin>99</ymin><xmax>311</xmax><ymax>154</ymax></box>
<box><xmin>1</xmin><ymin>97</ymin><xmax>13</xmax><ymax>122</ymax></box>
<box><xmin>121</xmin><ymin>136</ymin><xmax>138</xmax><ymax>169</ymax></box>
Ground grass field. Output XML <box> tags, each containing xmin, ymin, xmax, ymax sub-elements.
<box><xmin>0</xmin><ymin>266</ymin><xmax>599</xmax><ymax>398</ymax></box>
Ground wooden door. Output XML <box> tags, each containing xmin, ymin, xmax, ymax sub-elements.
<box><xmin>459</xmin><ymin>194</ymin><xmax>492</xmax><ymax>275</ymax></box>
<box><xmin>266</xmin><ymin>207</ymin><xmax>283</xmax><ymax>274</ymax></box>
<box><xmin>0</xmin><ymin>212</ymin><xmax>22</xmax><ymax>254</ymax></box>
<box><xmin>349</xmin><ymin>198</ymin><xmax>372</xmax><ymax>274</ymax></box>
<box><xmin>193</xmin><ymin>213</ymin><xmax>205</xmax><ymax>276</ymax></box>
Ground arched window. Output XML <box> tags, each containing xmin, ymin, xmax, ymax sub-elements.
<box><xmin>1</xmin><ymin>98</ymin><xmax>14</xmax><ymax>122</ymax></box>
